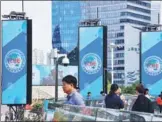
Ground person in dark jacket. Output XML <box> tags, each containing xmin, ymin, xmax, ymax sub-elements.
<box><xmin>132</xmin><ymin>85</ymin><xmax>154</xmax><ymax>113</ymax></box>
<box><xmin>105</xmin><ymin>84</ymin><xmax>124</xmax><ymax>109</ymax></box>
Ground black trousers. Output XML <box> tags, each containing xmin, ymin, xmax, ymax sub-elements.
<box><xmin>159</xmin><ymin>105</ymin><xmax>162</xmax><ymax>113</ymax></box>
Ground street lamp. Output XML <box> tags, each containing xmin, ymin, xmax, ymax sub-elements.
<box><xmin>109</xmin><ymin>42</ymin><xmax>116</xmax><ymax>84</ymax></box>
<box><xmin>121</xmin><ymin>73</ymin><xmax>125</xmax><ymax>86</ymax></box>
<box><xmin>50</xmin><ymin>48</ymin><xmax>70</xmax><ymax>102</ymax></box>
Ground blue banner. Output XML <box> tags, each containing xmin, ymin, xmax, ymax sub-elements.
<box><xmin>79</xmin><ymin>27</ymin><xmax>105</xmax><ymax>97</ymax></box>
<box><xmin>141</xmin><ymin>31</ymin><xmax>162</xmax><ymax>96</ymax></box>
<box><xmin>2</xmin><ymin>20</ymin><xmax>28</xmax><ymax>104</ymax></box>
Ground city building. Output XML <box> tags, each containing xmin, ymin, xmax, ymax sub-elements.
<box><xmin>52</xmin><ymin>1</ymin><xmax>84</xmax><ymax>66</ymax></box>
<box><xmin>32</xmin><ymin>49</ymin><xmax>45</xmax><ymax>65</ymax></box>
<box><xmin>151</xmin><ymin>1</ymin><xmax>161</xmax><ymax>24</ymax></box>
<box><xmin>124</xmin><ymin>25</ymin><xmax>140</xmax><ymax>85</ymax></box>
<box><xmin>46</xmin><ymin>52</ymin><xmax>52</xmax><ymax>65</ymax></box>
<box><xmin>52</xmin><ymin>1</ymin><xmax>151</xmax><ymax>85</ymax></box>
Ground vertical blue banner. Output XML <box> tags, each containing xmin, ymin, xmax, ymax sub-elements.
<box><xmin>79</xmin><ymin>26</ymin><xmax>106</xmax><ymax>98</ymax></box>
<box><xmin>141</xmin><ymin>31</ymin><xmax>162</xmax><ymax>96</ymax></box>
<box><xmin>2</xmin><ymin>20</ymin><xmax>28</xmax><ymax>105</ymax></box>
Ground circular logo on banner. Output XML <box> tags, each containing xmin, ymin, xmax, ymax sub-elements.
<box><xmin>81</xmin><ymin>53</ymin><xmax>102</xmax><ymax>74</ymax></box>
<box><xmin>144</xmin><ymin>56</ymin><xmax>162</xmax><ymax>76</ymax></box>
<box><xmin>5</xmin><ymin>49</ymin><xmax>26</xmax><ymax>73</ymax></box>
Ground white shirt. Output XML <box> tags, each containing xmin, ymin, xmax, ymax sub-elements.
<box><xmin>145</xmin><ymin>94</ymin><xmax>151</xmax><ymax>99</ymax></box>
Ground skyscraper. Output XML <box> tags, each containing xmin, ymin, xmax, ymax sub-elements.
<box><xmin>32</xmin><ymin>49</ymin><xmax>45</xmax><ymax>65</ymax></box>
<box><xmin>52</xmin><ymin>1</ymin><xmax>83</xmax><ymax>65</ymax></box>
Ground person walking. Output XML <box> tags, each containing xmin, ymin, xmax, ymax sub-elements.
<box><xmin>62</xmin><ymin>75</ymin><xmax>85</xmax><ymax>106</ymax></box>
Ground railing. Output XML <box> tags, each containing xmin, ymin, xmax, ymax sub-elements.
<box><xmin>44</xmin><ymin>101</ymin><xmax>162</xmax><ymax>121</ymax></box>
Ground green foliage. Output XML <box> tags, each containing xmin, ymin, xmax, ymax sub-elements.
<box><xmin>107</xmin><ymin>80</ymin><xmax>140</xmax><ymax>95</ymax></box>
<box><xmin>121</xmin><ymin>81</ymin><xmax>139</xmax><ymax>95</ymax></box>
<box><xmin>106</xmin><ymin>71</ymin><xmax>140</xmax><ymax>95</ymax></box>
<box><xmin>106</xmin><ymin>72</ymin><xmax>112</xmax><ymax>93</ymax></box>
<box><xmin>107</xmin><ymin>80</ymin><xmax>111</xmax><ymax>93</ymax></box>
<box><xmin>107</xmin><ymin>72</ymin><xmax>111</xmax><ymax>83</ymax></box>
<box><xmin>121</xmin><ymin>86</ymin><xmax>135</xmax><ymax>94</ymax></box>
<box><xmin>31</xmin><ymin>103</ymin><xmax>43</xmax><ymax>113</ymax></box>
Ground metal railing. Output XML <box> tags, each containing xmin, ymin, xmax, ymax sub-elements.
<box><xmin>44</xmin><ymin>102</ymin><xmax>162</xmax><ymax>121</ymax></box>
<box><xmin>44</xmin><ymin>97</ymin><xmax>162</xmax><ymax>121</ymax></box>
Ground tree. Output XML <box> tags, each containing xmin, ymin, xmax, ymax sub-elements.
<box><xmin>121</xmin><ymin>81</ymin><xmax>139</xmax><ymax>95</ymax></box>
<box><xmin>107</xmin><ymin>72</ymin><xmax>112</xmax><ymax>93</ymax></box>
<box><xmin>107</xmin><ymin>72</ymin><xmax>111</xmax><ymax>83</ymax></box>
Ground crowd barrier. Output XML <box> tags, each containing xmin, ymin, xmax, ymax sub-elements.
<box><xmin>44</xmin><ymin>101</ymin><xmax>162</xmax><ymax>121</ymax></box>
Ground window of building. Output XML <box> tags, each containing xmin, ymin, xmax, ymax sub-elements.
<box><xmin>117</xmin><ymin>33</ymin><xmax>124</xmax><ymax>37</ymax></box>
<box><xmin>120</xmin><ymin>26</ymin><xmax>124</xmax><ymax>30</ymax></box>
<box><xmin>115</xmin><ymin>39</ymin><xmax>124</xmax><ymax>44</ymax></box>
<box><xmin>114</xmin><ymin>67</ymin><xmax>125</xmax><ymax>70</ymax></box>
<box><xmin>116</xmin><ymin>53</ymin><xmax>124</xmax><ymax>58</ymax></box>
<box><xmin>121</xmin><ymin>12</ymin><xmax>151</xmax><ymax>20</ymax></box>
<box><xmin>127</xmin><ymin>5</ymin><xmax>151</xmax><ymax>14</ymax></box>
<box><xmin>115</xmin><ymin>46</ymin><xmax>125</xmax><ymax>51</ymax></box>
<box><xmin>114</xmin><ymin>80</ymin><xmax>124</xmax><ymax>84</ymax></box>
<box><xmin>114</xmin><ymin>73</ymin><xmax>124</xmax><ymax>79</ymax></box>
<box><xmin>118</xmin><ymin>60</ymin><xmax>124</xmax><ymax>64</ymax></box>
<box><xmin>120</xmin><ymin>19</ymin><xmax>149</xmax><ymax>26</ymax></box>
<box><xmin>128</xmin><ymin>1</ymin><xmax>151</xmax><ymax>8</ymax></box>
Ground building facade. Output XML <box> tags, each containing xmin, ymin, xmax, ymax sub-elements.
<box><xmin>124</xmin><ymin>25</ymin><xmax>140</xmax><ymax>85</ymax></box>
<box><xmin>52</xmin><ymin>1</ymin><xmax>151</xmax><ymax>85</ymax></box>
<box><xmin>151</xmin><ymin>1</ymin><xmax>161</xmax><ymax>24</ymax></box>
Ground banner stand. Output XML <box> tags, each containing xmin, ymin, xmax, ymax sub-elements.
<box><xmin>2</xmin><ymin>12</ymin><xmax>32</xmax><ymax>121</ymax></box>
<box><xmin>7</xmin><ymin>105</ymin><xmax>25</xmax><ymax>121</ymax></box>
<box><xmin>140</xmin><ymin>25</ymin><xmax>162</xmax><ymax>96</ymax></box>
<box><xmin>78</xmin><ymin>26</ymin><xmax>107</xmax><ymax>97</ymax></box>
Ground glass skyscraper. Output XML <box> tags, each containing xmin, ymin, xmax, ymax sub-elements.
<box><xmin>52</xmin><ymin>1</ymin><xmax>83</xmax><ymax>65</ymax></box>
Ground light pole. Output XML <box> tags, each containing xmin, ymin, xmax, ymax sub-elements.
<box><xmin>50</xmin><ymin>48</ymin><xmax>70</xmax><ymax>102</ymax></box>
<box><xmin>121</xmin><ymin>73</ymin><xmax>125</xmax><ymax>87</ymax></box>
<box><xmin>103</xmin><ymin>68</ymin><xmax>111</xmax><ymax>93</ymax></box>
<box><xmin>109</xmin><ymin>42</ymin><xmax>116</xmax><ymax>84</ymax></box>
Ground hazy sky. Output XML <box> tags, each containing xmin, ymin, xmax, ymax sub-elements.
<box><xmin>1</xmin><ymin>1</ymin><xmax>162</xmax><ymax>46</ymax></box>
<box><xmin>1</xmin><ymin>1</ymin><xmax>52</xmax><ymax>52</ymax></box>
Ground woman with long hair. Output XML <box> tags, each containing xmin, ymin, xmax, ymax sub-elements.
<box><xmin>105</xmin><ymin>84</ymin><xmax>124</xmax><ymax>109</ymax></box>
